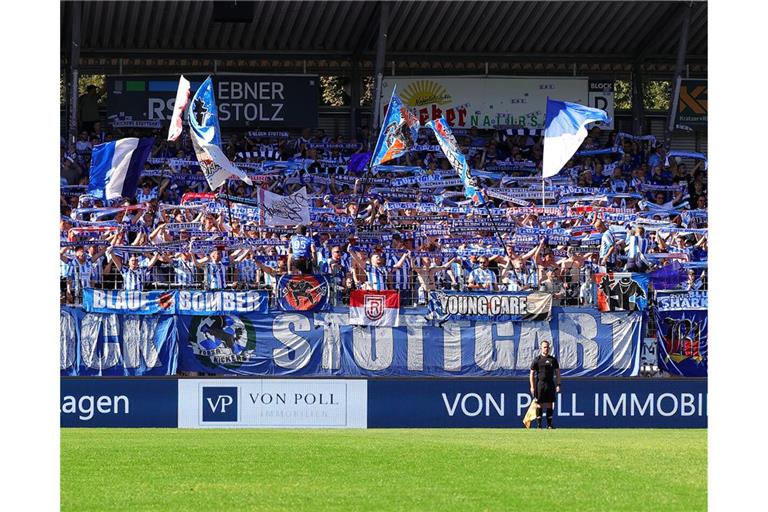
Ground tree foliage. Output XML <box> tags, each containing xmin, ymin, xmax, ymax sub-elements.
<box><xmin>614</xmin><ymin>79</ymin><xmax>671</xmax><ymax>111</ymax></box>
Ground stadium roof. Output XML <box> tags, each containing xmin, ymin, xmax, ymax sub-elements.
<box><xmin>62</xmin><ymin>1</ymin><xmax>707</xmax><ymax>76</ymax></box>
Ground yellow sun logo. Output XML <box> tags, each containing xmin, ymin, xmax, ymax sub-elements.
<box><xmin>400</xmin><ymin>80</ymin><xmax>452</xmax><ymax>107</ymax></box>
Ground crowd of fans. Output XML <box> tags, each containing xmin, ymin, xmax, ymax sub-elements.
<box><xmin>60</xmin><ymin>119</ymin><xmax>708</xmax><ymax>307</ymax></box>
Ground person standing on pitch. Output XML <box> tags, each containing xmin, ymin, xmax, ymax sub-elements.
<box><xmin>529</xmin><ymin>340</ymin><xmax>561</xmax><ymax>429</ymax></box>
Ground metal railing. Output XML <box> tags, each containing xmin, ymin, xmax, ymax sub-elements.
<box><xmin>60</xmin><ymin>262</ymin><xmax>603</xmax><ymax>308</ymax></box>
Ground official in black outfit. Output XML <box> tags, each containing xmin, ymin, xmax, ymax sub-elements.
<box><xmin>529</xmin><ymin>340</ymin><xmax>561</xmax><ymax>429</ymax></box>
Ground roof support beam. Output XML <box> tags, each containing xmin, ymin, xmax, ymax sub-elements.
<box><xmin>665</xmin><ymin>2</ymin><xmax>692</xmax><ymax>148</ymax></box>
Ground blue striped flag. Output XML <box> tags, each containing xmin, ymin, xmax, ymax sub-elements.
<box><xmin>543</xmin><ymin>98</ymin><xmax>609</xmax><ymax>178</ymax></box>
<box><xmin>87</xmin><ymin>137</ymin><xmax>155</xmax><ymax>200</ymax></box>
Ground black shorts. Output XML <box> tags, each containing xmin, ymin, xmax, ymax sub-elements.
<box><xmin>536</xmin><ymin>381</ymin><xmax>557</xmax><ymax>404</ymax></box>
<box><xmin>292</xmin><ymin>258</ymin><xmax>311</xmax><ymax>274</ymax></box>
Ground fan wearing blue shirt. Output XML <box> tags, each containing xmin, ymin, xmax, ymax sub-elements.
<box><xmin>288</xmin><ymin>225</ymin><xmax>315</xmax><ymax>274</ymax></box>
<box><xmin>468</xmin><ymin>257</ymin><xmax>497</xmax><ymax>291</ymax></box>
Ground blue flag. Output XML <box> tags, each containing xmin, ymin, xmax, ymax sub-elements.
<box><xmin>348</xmin><ymin>151</ymin><xmax>372</xmax><ymax>174</ymax></box>
<box><xmin>370</xmin><ymin>85</ymin><xmax>420</xmax><ymax>168</ymax></box>
<box><xmin>188</xmin><ymin>77</ymin><xmax>252</xmax><ymax>190</ymax></box>
<box><xmin>542</xmin><ymin>98</ymin><xmax>609</xmax><ymax>178</ymax></box>
<box><xmin>87</xmin><ymin>137</ymin><xmax>155</xmax><ymax>200</ymax></box>
<box><xmin>427</xmin><ymin>118</ymin><xmax>485</xmax><ymax>205</ymax></box>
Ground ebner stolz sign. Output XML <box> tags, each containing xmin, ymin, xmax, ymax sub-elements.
<box><xmin>108</xmin><ymin>75</ymin><xmax>319</xmax><ymax>128</ymax></box>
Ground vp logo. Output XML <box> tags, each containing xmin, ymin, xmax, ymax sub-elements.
<box><xmin>202</xmin><ymin>387</ymin><xmax>238</xmax><ymax>422</ymax></box>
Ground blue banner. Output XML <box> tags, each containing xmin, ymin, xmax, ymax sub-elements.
<box><xmin>82</xmin><ymin>289</ymin><xmax>270</xmax><ymax>316</ymax></box>
<box><xmin>368</xmin><ymin>379</ymin><xmax>707</xmax><ymax>428</ymax></box>
<box><xmin>175</xmin><ymin>290</ymin><xmax>269</xmax><ymax>316</ymax></box>
<box><xmin>61</xmin><ymin>378</ymin><xmax>178</xmax><ymax>427</ymax></box>
<box><xmin>83</xmin><ymin>289</ymin><xmax>176</xmax><ymax>315</ymax></box>
<box><xmin>654</xmin><ymin>309</ymin><xmax>708</xmax><ymax>377</ymax></box>
<box><xmin>277</xmin><ymin>274</ymin><xmax>331</xmax><ymax>312</ymax></box>
<box><xmin>175</xmin><ymin>307</ymin><xmax>642</xmax><ymax>377</ymax></box>
<box><xmin>656</xmin><ymin>290</ymin><xmax>708</xmax><ymax>311</ymax></box>
<box><xmin>60</xmin><ymin>307</ymin><xmax>178</xmax><ymax>376</ymax></box>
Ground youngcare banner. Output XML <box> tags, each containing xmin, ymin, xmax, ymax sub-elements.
<box><xmin>656</xmin><ymin>290</ymin><xmax>708</xmax><ymax>311</ymax></box>
<box><xmin>428</xmin><ymin>291</ymin><xmax>552</xmax><ymax>322</ymax></box>
<box><xmin>174</xmin><ymin>307</ymin><xmax>642</xmax><ymax>377</ymax></box>
<box><xmin>82</xmin><ymin>289</ymin><xmax>269</xmax><ymax>316</ymax></box>
<box><xmin>60</xmin><ymin>307</ymin><xmax>178</xmax><ymax>376</ymax></box>
<box><xmin>277</xmin><ymin>274</ymin><xmax>331</xmax><ymax>312</ymax></box>
<box><xmin>382</xmin><ymin>76</ymin><xmax>588</xmax><ymax>129</ymax></box>
<box><xmin>595</xmin><ymin>273</ymin><xmax>649</xmax><ymax>312</ymax></box>
<box><xmin>654</xmin><ymin>309</ymin><xmax>708</xmax><ymax>377</ymax></box>
<box><xmin>107</xmin><ymin>75</ymin><xmax>319</xmax><ymax>128</ymax></box>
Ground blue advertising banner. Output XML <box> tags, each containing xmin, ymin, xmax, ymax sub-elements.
<box><xmin>82</xmin><ymin>289</ymin><xmax>270</xmax><ymax>316</ymax></box>
<box><xmin>428</xmin><ymin>291</ymin><xmax>552</xmax><ymax>322</ymax></box>
<box><xmin>367</xmin><ymin>379</ymin><xmax>707</xmax><ymax>428</ymax></box>
<box><xmin>61</xmin><ymin>378</ymin><xmax>178</xmax><ymax>427</ymax></box>
<box><xmin>277</xmin><ymin>274</ymin><xmax>331</xmax><ymax>312</ymax></box>
<box><xmin>175</xmin><ymin>307</ymin><xmax>642</xmax><ymax>377</ymax></box>
<box><xmin>656</xmin><ymin>290</ymin><xmax>708</xmax><ymax>311</ymax></box>
<box><xmin>654</xmin><ymin>309</ymin><xmax>708</xmax><ymax>377</ymax></box>
<box><xmin>60</xmin><ymin>307</ymin><xmax>178</xmax><ymax>376</ymax></box>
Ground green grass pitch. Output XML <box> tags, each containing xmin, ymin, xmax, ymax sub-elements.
<box><xmin>61</xmin><ymin>429</ymin><xmax>706</xmax><ymax>511</ymax></box>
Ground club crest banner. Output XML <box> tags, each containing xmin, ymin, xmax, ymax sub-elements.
<box><xmin>595</xmin><ymin>273</ymin><xmax>649</xmax><ymax>312</ymax></box>
<box><xmin>654</xmin><ymin>309</ymin><xmax>707</xmax><ymax>377</ymax></box>
<box><xmin>277</xmin><ymin>274</ymin><xmax>331</xmax><ymax>312</ymax></box>
<box><xmin>428</xmin><ymin>291</ymin><xmax>552</xmax><ymax>322</ymax></box>
<box><xmin>656</xmin><ymin>290</ymin><xmax>708</xmax><ymax>311</ymax></box>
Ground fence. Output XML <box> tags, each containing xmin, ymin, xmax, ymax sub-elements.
<box><xmin>60</xmin><ymin>262</ymin><xmax>602</xmax><ymax>309</ymax></box>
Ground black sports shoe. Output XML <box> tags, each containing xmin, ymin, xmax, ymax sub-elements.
<box><xmin>547</xmin><ymin>426</ymin><xmax>555</xmax><ymax>430</ymax></box>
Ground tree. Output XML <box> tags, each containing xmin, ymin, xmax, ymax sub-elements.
<box><xmin>613</xmin><ymin>79</ymin><xmax>671</xmax><ymax>111</ymax></box>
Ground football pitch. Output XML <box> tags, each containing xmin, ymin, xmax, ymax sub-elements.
<box><xmin>61</xmin><ymin>429</ymin><xmax>706</xmax><ymax>511</ymax></box>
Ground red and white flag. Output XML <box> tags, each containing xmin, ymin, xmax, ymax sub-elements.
<box><xmin>167</xmin><ymin>75</ymin><xmax>190</xmax><ymax>142</ymax></box>
<box><xmin>349</xmin><ymin>290</ymin><xmax>400</xmax><ymax>327</ymax></box>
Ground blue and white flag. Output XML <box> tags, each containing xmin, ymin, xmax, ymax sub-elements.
<box><xmin>543</xmin><ymin>98</ymin><xmax>609</xmax><ymax>178</ymax></box>
<box><xmin>188</xmin><ymin>77</ymin><xmax>252</xmax><ymax>190</ymax></box>
<box><xmin>87</xmin><ymin>137</ymin><xmax>155</xmax><ymax>200</ymax></box>
<box><xmin>427</xmin><ymin>118</ymin><xmax>485</xmax><ymax>205</ymax></box>
<box><xmin>370</xmin><ymin>85</ymin><xmax>420</xmax><ymax>168</ymax></box>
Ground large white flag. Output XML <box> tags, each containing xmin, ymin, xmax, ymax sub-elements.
<box><xmin>258</xmin><ymin>186</ymin><xmax>310</xmax><ymax>226</ymax></box>
<box><xmin>542</xmin><ymin>98</ymin><xmax>609</xmax><ymax>178</ymax></box>
<box><xmin>167</xmin><ymin>75</ymin><xmax>190</xmax><ymax>142</ymax></box>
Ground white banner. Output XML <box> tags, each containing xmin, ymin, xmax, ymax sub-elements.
<box><xmin>382</xmin><ymin>76</ymin><xmax>588</xmax><ymax>129</ymax></box>
<box><xmin>259</xmin><ymin>186</ymin><xmax>310</xmax><ymax>226</ymax></box>
<box><xmin>178</xmin><ymin>379</ymin><xmax>368</xmax><ymax>428</ymax></box>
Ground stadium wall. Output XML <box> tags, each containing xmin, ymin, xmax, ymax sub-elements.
<box><xmin>61</xmin><ymin>377</ymin><xmax>707</xmax><ymax>429</ymax></box>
